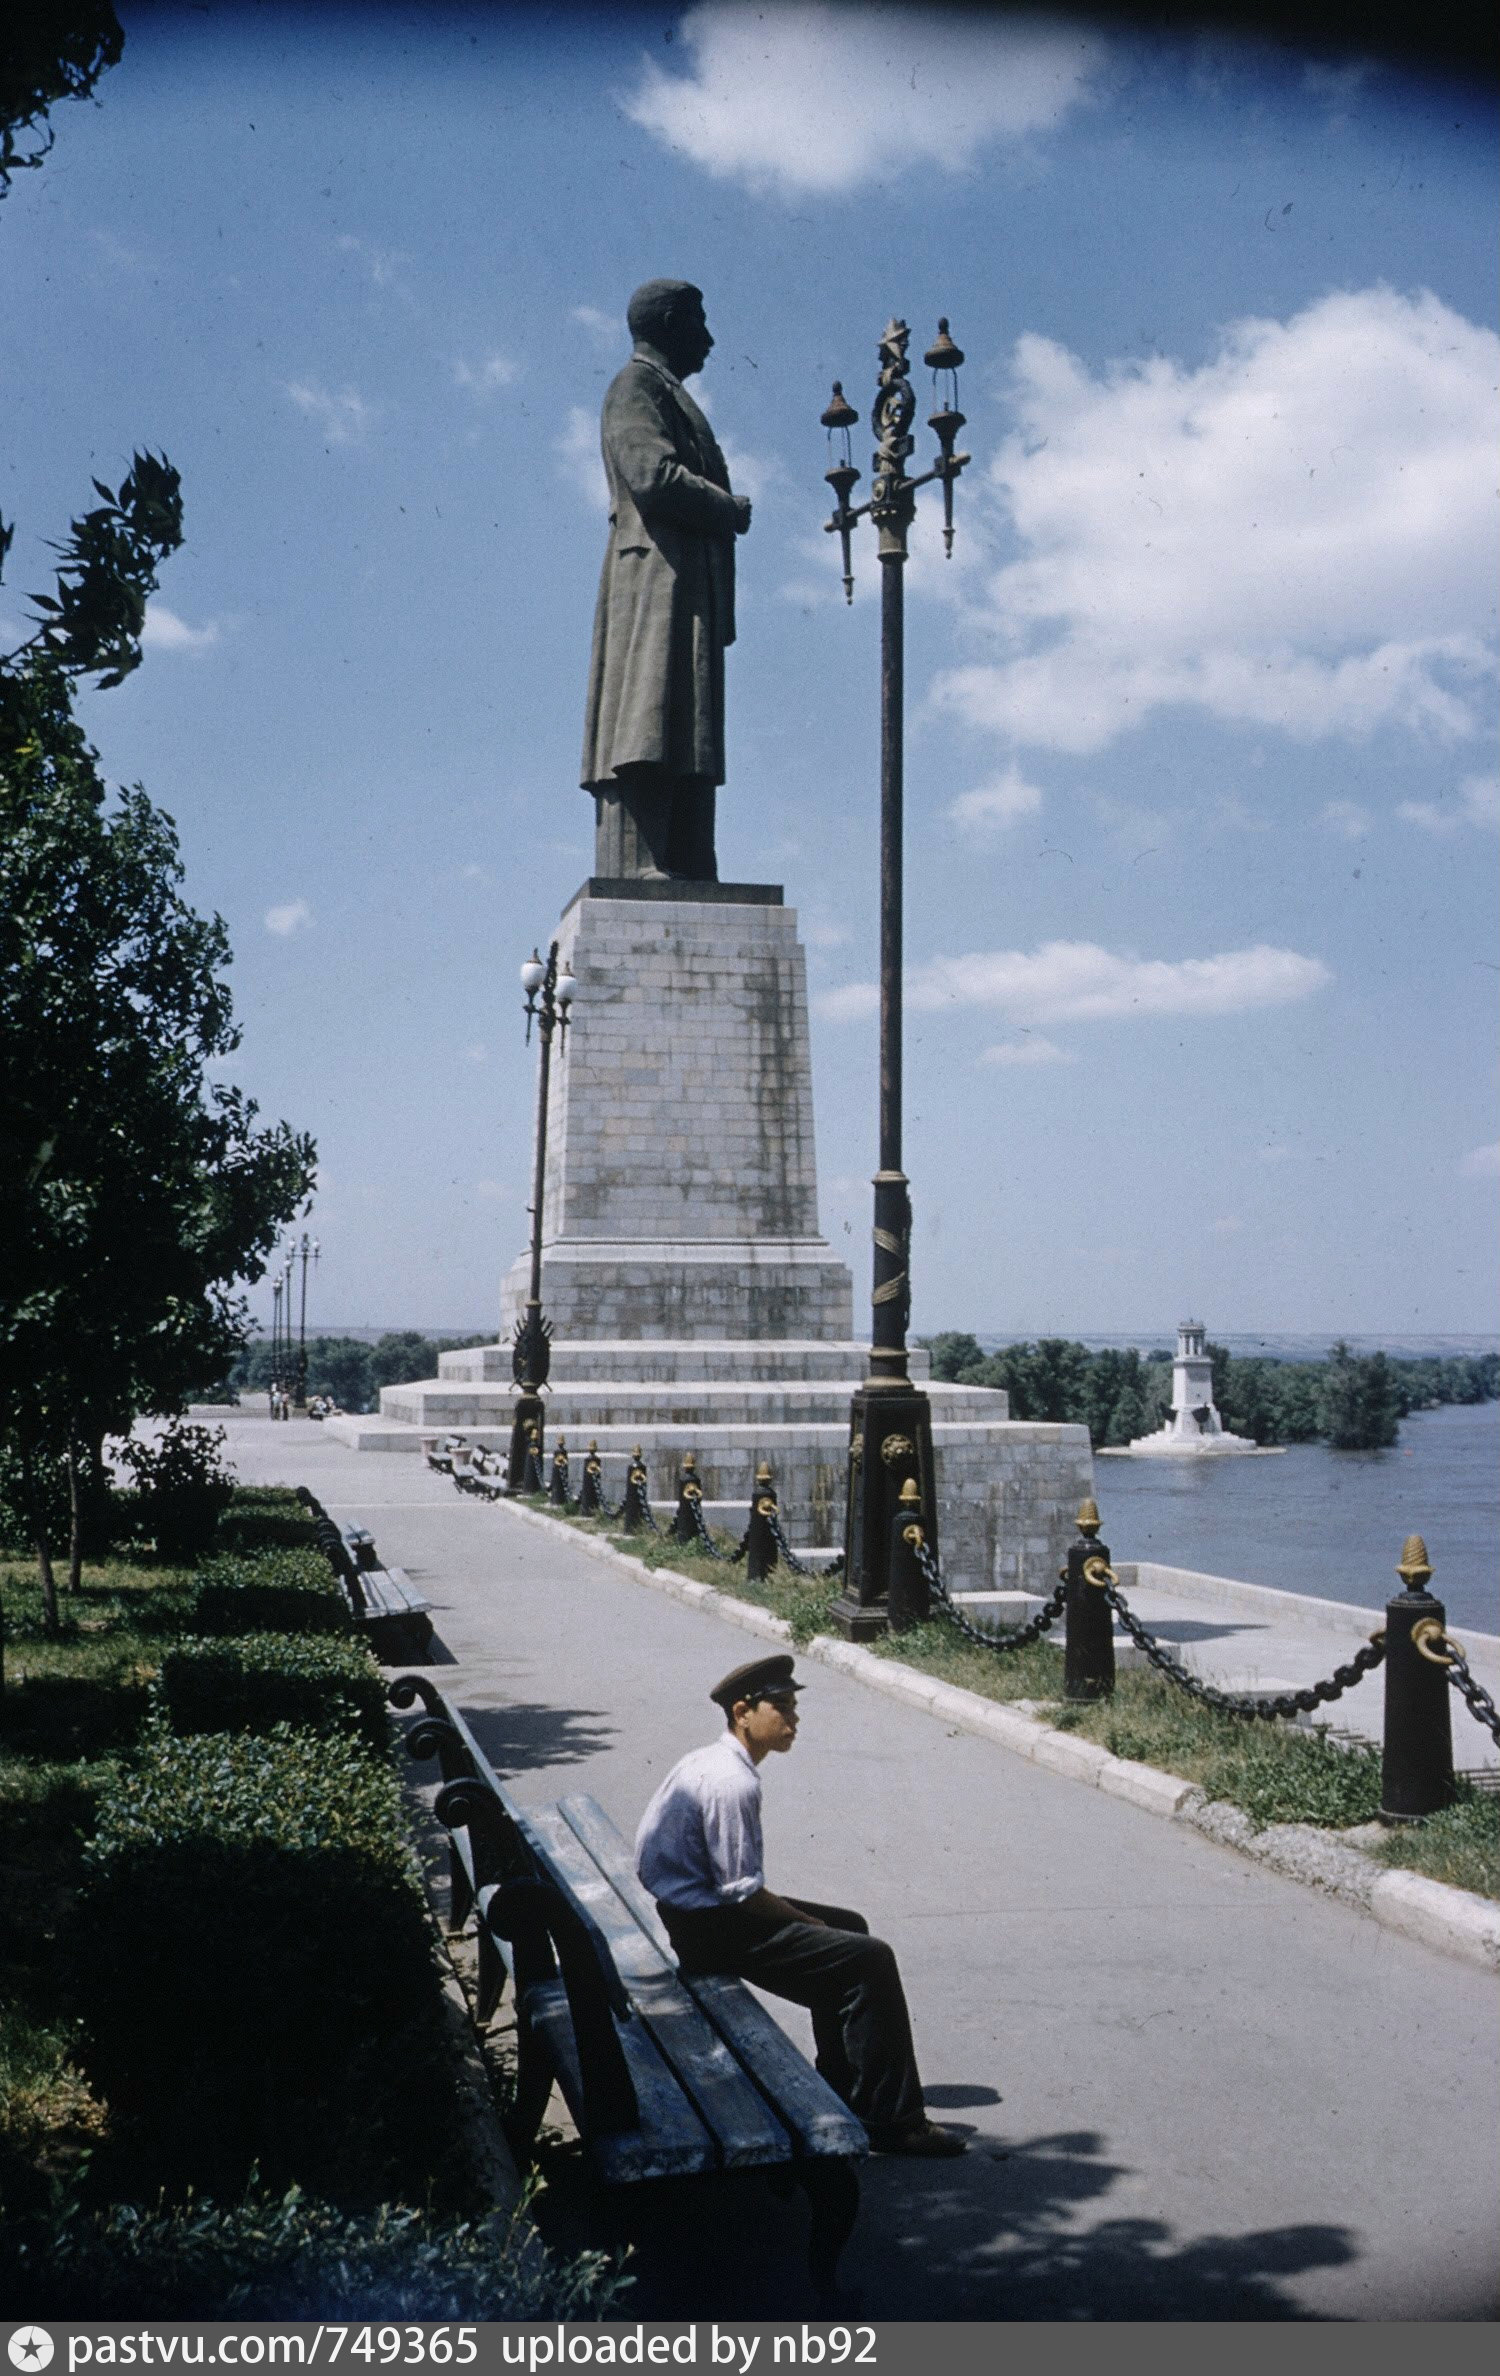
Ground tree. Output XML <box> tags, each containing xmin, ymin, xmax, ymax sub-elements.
<box><xmin>0</xmin><ymin>4</ymin><xmax>123</xmax><ymax>204</ymax></box>
<box><xmin>925</xmin><ymin>1331</ymin><xmax>985</xmax><ymax>1383</ymax></box>
<box><xmin>1103</xmin><ymin>1383</ymin><xmax>1147</xmax><ymax>1447</ymax></box>
<box><xmin>1319</xmin><ymin>1343</ymin><xmax>1402</xmax><ymax>1451</ymax></box>
<box><xmin>2</xmin><ymin>486</ymin><xmax>315</xmax><ymax>1641</ymax></box>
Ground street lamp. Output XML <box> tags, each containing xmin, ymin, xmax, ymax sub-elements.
<box><xmin>510</xmin><ymin>941</ymin><xmax>576</xmax><ymax>1487</ymax></box>
<box><xmin>270</xmin><ymin>1270</ymin><xmax>285</xmax><ymax>1409</ymax></box>
<box><xmin>819</xmin><ymin>316</ymin><xmax>971</xmax><ymax>1639</ymax></box>
<box><xmin>287</xmin><ymin>1231</ymin><xmax>319</xmax><ymax>1410</ymax></box>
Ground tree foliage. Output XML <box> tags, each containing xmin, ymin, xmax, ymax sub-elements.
<box><xmin>921</xmin><ymin>1332</ymin><xmax>1496</xmax><ymax>1452</ymax></box>
<box><xmin>0</xmin><ymin>3</ymin><xmax>123</xmax><ymax>203</ymax></box>
<box><xmin>2</xmin><ymin>475</ymin><xmax>315</xmax><ymax>1633</ymax></box>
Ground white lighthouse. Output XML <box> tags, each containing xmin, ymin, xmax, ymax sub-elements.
<box><xmin>1123</xmin><ymin>1320</ymin><xmax>1265</xmax><ymax>1456</ymax></box>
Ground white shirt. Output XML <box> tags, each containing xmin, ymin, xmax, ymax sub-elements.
<box><xmin>634</xmin><ymin>1732</ymin><xmax>764</xmax><ymax>1910</ymax></box>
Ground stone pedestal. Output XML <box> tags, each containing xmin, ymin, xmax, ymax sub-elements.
<box><xmin>498</xmin><ymin>881</ymin><xmax>853</xmax><ymax>1342</ymax></box>
<box><xmin>342</xmin><ymin>874</ymin><xmax>1095</xmax><ymax>1596</ymax></box>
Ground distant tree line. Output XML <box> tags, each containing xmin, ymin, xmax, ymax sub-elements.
<box><xmin>923</xmin><ymin>1336</ymin><xmax>1500</xmax><ymax>1453</ymax></box>
<box><xmin>229</xmin><ymin>1333</ymin><xmax>492</xmax><ymax>1414</ymax></box>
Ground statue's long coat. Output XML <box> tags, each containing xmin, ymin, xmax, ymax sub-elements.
<box><xmin>581</xmin><ymin>353</ymin><xmax>741</xmax><ymax>792</ymax></box>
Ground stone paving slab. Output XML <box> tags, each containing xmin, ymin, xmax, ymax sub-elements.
<box><xmin>218</xmin><ymin>1412</ymin><xmax>1499</xmax><ymax>2322</ymax></box>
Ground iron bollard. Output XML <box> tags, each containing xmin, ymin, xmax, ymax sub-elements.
<box><xmin>1380</xmin><ymin>1534</ymin><xmax>1454</xmax><ymax>1821</ymax></box>
<box><xmin>621</xmin><ymin>1445</ymin><xmax>652</xmax><ymax>1533</ymax></box>
<box><xmin>521</xmin><ymin>1421</ymin><xmax>545</xmax><ymax>1496</ymax></box>
<box><xmin>577</xmin><ymin>1439</ymin><xmax>603</xmax><ymax>1518</ymax></box>
<box><xmin>548</xmin><ymin>1438</ymin><xmax>570</xmax><ymax>1506</ymax></box>
<box><xmin>1063</xmin><ymin>1498</ymin><xmax>1116</xmax><ymax>1701</ymax></box>
<box><xmin>887</xmin><ymin>1476</ymin><xmax>931</xmax><ymax>1633</ymax></box>
<box><xmin>744</xmin><ymin>1461</ymin><xmax>780</xmax><ymax>1583</ymax></box>
<box><xmin>674</xmin><ymin>1452</ymin><xmax>704</xmax><ymax>1545</ymax></box>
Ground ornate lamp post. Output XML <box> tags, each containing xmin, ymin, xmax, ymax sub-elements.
<box><xmin>270</xmin><ymin>1270</ymin><xmax>286</xmax><ymax>1407</ymax></box>
<box><xmin>819</xmin><ymin>317</ymin><xmax>970</xmax><ymax>1639</ymax></box>
<box><xmin>288</xmin><ymin>1230</ymin><xmax>319</xmax><ymax>1410</ymax></box>
<box><xmin>509</xmin><ymin>941</ymin><xmax>576</xmax><ymax>1487</ymax></box>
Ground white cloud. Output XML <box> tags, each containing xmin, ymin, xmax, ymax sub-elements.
<box><xmin>623</xmin><ymin>5</ymin><xmax>1102</xmax><ymax>197</ymax></box>
<box><xmin>933</xmin><ymin>286</ymin><xmax>1498</xmax><ymax>756</ymax></box>
<box><xmin>908</xmin><ymin>940</ymin><xmax>1331</xmax><ymax>1022</ymax></box>
<box><xmin>462</xmin><ymin>1043</ymin><xmax>488</xmax><ymax>1066</ymax></box>
<box><xmin>556</xmin><ymin>404</ymin><xmax>608</xmax><ymax>511</ymax></box>
<box><xmin>454</xmin><ymin>352</ymin><xmax>518</xmax><ymax>397</ymax></box>
<box><xmin>264</xmin><ymin>899</ymin><xmax>313</xmax><ymax>938</ymax></box>
<box><xmin>286</xmin><ymin>380</ymin><xmax>374</xmax><ymax>445</ymax></box>
<box><xmin>573</xmin><ymin>304</ymin><xmax>620</xmax><ymax>351</ymax></box>
<box><xmin>1320</xmin><ymin>799</ymin><xmax>1371</xmax><ymax>839</ymax></box>
<box><xmin>335</xmin><ymin>234</ymin><xmax>410</xmax><ymax>290</ymax></box>
<box><xmin>1460</xmin><ymin>1141</ymin><xmax>1500</xmax><ymax>1179</ymax></box>
<box><xmin>947</xmin><ymin>767</ymin><xmax>1044</xmax><ymax>841</ymax></box>
<box><xmin>1210</xmin><ymin>1215</ymin><xmax>1245</xmax><ymax>1237</ymax></box>
<box><xmin>1398</xmin><ymin>772</ymin><xmax>1500</xmax><ymax>832</ymax></box>
<box><xmin>802</xmin><ymin>916</ymin><xmax>851</xmax><ymax>949</ymax></box>
<box><xmin>980</xmin><ymin>1034</ymin><xmax>1073</xmax><ymax>1066</ymax></box>
<box><xmin>819</xmin><ymin>940</ymin><xmax>1331</xmax><ymax>1025</ymax></box>
<box><xmin>142</xmin><ymin>604</ymin><xmax>219</xmax><ymax>653</ymax></box>
<box><xmin>815</xmin><ymin>981</ymin><xmax>879</xmax><ymax>1022</ymax></box>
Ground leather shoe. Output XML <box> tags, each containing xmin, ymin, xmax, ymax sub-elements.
<box><xmin>869</xmin><ymin>2120</ymin><xmax>968</xmax><ymax>2159</ymax></box>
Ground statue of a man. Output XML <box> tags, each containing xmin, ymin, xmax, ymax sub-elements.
<box><xmin>581</xmin><ymin>280</ymin><xmax>752</xmax><ymax>883</ymax></box>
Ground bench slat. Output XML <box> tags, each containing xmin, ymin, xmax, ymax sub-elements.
<box><xmin>558</xmin><ymin>1793</ymin><xmax>867</xmax><ymax>2162</ymax></box>
<box><xmin>523</xmin><ymin>1978</ymin><xmax>719</xmax><ymax>2184</ymax></box>
<box><xmin>518</xmin><ymin>1806</ymin><xmax>792</xmax><ymax>2171</ymax></box>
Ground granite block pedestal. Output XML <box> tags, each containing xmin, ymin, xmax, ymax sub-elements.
<box><xmin>338</xmin><ymin>879</ymin><xmax>1092</xmax><ymax>1591</ymax></box>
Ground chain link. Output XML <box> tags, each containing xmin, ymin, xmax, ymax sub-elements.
<box><xmin>1103</xmin><ymin>1579</ymin><xmax>1386</xmax><ymax>1719</ymax></box>
<box><xmin>764</xmin><ymin>1506</ymin><xmax>817</xmax><ymax>1578</ymax></box>
<box><xmin>1442</xmin><ymin>1644</ymin><xmax>1500</xmax><ymax>1746</ymax></box>
<box><xmin>683</xmin><ymin>1495</ymin><xmax>730</xmax><ymax>1562</ymax></box>
<box><xmin>914</xmin><ymin>1536</ymin><xmax>1065</xmax><ymax>1652</ymax></box>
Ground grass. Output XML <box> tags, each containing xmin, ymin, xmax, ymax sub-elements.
<box><xmin>528</xmin><ymin>1498</ymin><xmax>1500</xmax><ymax>1896</ymax></box>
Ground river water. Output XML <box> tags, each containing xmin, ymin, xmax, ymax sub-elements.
<box><xmin>1094</xmin><ymin>1399</ymin><xmax>1499</xmax><ymax>1633</ymax></box>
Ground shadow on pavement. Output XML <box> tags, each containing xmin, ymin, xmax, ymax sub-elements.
<box><xmin>462</xmin><ymin>1698</ymin><xmax>617</xmax><ymax>1776</ymax></box>
<box><xmin>530</xmin><ymin>2124</ymin><xmax>1358</xmax><ymax>2320</ymax></box>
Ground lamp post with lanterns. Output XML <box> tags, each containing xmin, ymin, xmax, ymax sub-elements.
<box><xmin>509</xmin><ymin>942</ymin><xmax>576</xmax><ymax>1487</ymax></box>
<box><xmin>287</xmin><ymin>1230</ymin><xmax>319</xmax><ymax>1410</ymax></box>
<box><xmin>819</xmin><ymin>317</ymin><xmax>971</xmax><ymax>1637</ymax></box>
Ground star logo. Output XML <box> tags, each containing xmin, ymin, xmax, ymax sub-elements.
<box><xmin>8</xmin><ymin>2335</ymin><xmax>54</xmax><ymax>2373</ymax></box>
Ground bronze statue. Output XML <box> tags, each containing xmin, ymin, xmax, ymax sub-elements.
<box><xmin>581</xmin><ymin>280</ymin><xmax>752</xmax><ymax>882</ymax></box>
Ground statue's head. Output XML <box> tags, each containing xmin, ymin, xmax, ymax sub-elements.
<box><xmin>627</xmin><ymin>278</ymin><xmax>712</xmax><ymax>378</ymax></box>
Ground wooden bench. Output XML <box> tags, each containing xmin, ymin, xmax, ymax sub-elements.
<box><xmin>454</xmin><ymin>1447</ymin><xmax>508</xmax><ymax>1500</ymax></box>
<box><xmin>423</xmin><ymin>1433</ymin><xmax>466</xmax><ymax>1474</ymax></box>
<box><xmin>306</xmin><ymin>1509</ymin><xmax>434</xmax><ymax>1663</ymax></box>
<box><xmin>389</xmin><ymin>1675</ymin><xmax>866</xmax><ymax>2293</ymax></box>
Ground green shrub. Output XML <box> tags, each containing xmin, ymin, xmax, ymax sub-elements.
<box><xmin>73</xmin><ymin>1724</ymin><xmax>438</xmax><ymax>2193</ymax></box>
<box><xmin>189</xmin><ymin>1549</ymin><xmax>351</xmax><ymax>1637</ymax></box>
<box><xmin>119</xmin><ymin>1424</ymin><xmax>236</xmax><ymax>1562</ymax></box>
<box><xmin>0</xmin><ymin>2188</ymin><xmax>628</xmax><ymax>2319</ymax></box>
<box><xmin>213</xmin><ymin>1507</ymin><xmax>322</xmax><ymax>1554</ymax></box>
<box><xmin>157</xmin><ymin>1634</ymin><xmax>389</xmax><ymax>1751</ymax></box>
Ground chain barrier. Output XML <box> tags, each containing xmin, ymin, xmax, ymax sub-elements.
<box><xmin>1101</xmin><ymin>1577</ymin><xmax>1386</xmax><ymax>1720</ymax></box>
<box><xmin>913</xmin><ymin>1536</ymin><xmax>1065</xmax><ymax>1652</ymax></box>
<box><xmin>685</xmin><ymin>1496</ymin><xmax>730</xmax><ymax>1562</ymax></box>
<box><xmin>1422</xmin><ymin>1632</ymin><xmax>1500</xmax><ymax>1748</ymax></box>
<box><xmin>764</xmin><ymin>1507</ymin><xmax>817</xmax><ymax>1579</ymax></box>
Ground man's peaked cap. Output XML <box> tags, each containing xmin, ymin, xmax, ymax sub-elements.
<box><xmin>710</xmin><ymin>1653</ymin><xmax>802</xmax><ymax>1711</ymax></box>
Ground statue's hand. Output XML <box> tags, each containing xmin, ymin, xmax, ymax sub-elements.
<box><xmin>732</xmin><ymin>494</ymin><xmax>752</xmax><ymax>534</ymax></box>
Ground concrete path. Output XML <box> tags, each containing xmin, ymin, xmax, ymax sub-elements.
<box><xmin>222</xmin><ymin>1411</ymin><xmax>1498</xmax><ymax>2322</ymax></box>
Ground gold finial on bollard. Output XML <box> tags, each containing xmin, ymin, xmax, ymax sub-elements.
<box><xmin>755</xmin><ymin>1459</ymin><xmax>773</xmax><ymax>1486</ymax></box>
<box><xmin>1397</xmin><ymin>1535</ymin><xmax>1433</xmax><ymax>1589</ymax></box>
<box><xmin>899</xmin><ymin>1475</ymin><xmax>921</xmax><ymax>1507</ymax></box>
<box><xmin>1076</xmin><ymin>1497</ymin><xmax>1102</xmax><ymax>1539</ymax></box>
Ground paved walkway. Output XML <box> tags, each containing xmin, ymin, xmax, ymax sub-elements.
<box><xmin>223</xmin><ymin>1412</ymin><xmax>1498</xmax><ymax>2321</ymax></box>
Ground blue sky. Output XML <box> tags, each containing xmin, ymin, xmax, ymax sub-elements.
<box><xmin>3</xmin><ymin>2</ymin><xmax>1495</xmax><ymax>1339</ymax></box>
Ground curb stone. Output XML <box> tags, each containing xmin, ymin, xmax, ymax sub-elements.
<box><xmin>479</xmin><ymin>1496</ymin><xmax>1500</xmax><ymax>1977</ymax></box>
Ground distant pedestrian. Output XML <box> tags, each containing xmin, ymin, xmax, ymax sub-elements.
<box><xmin>634</xmin><ymin>1653</ymin><xmax>967</xmax><ymax>2157</ymax></box>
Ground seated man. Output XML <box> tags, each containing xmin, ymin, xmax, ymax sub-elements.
<box><xmin>634</xmin><ymin>1653</ymin><xmax>966</xmax><ymax>2158</ymax></box>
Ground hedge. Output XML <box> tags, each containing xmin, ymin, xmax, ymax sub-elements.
<box><xmin>189</xmin><ymin>1549</ymin><xmax>352</xmax><ymax>1637</ymax></box>
<box><xmin>213</xmin><ymin>1508</ymin><xmax>323</xmax><ymax>1555</ymax></box>
<box><xmin>156</xmin><ymin>1634</ymin><xmax>390</xmax><ymax>1752</ymax></box>
<box><xmin>73</xmin><ymin>1723</ymin><xmax>439</xmax><ymax>2192</ymax></box>
<box><xmin>0</xmin><ymin>2190</ymin><xmax>627</xmax><ymax>2320</ymax></box>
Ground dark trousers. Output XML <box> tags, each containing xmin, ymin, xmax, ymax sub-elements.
<box><xmin>660</xmin><ymin>1895</ymin><xmax>926</xmax><ymax>2137</ymax></box>
<box><xmin>594</xmin><ymin>767</ymin><xmax>717</xmax><ymax>881</ymax></box>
